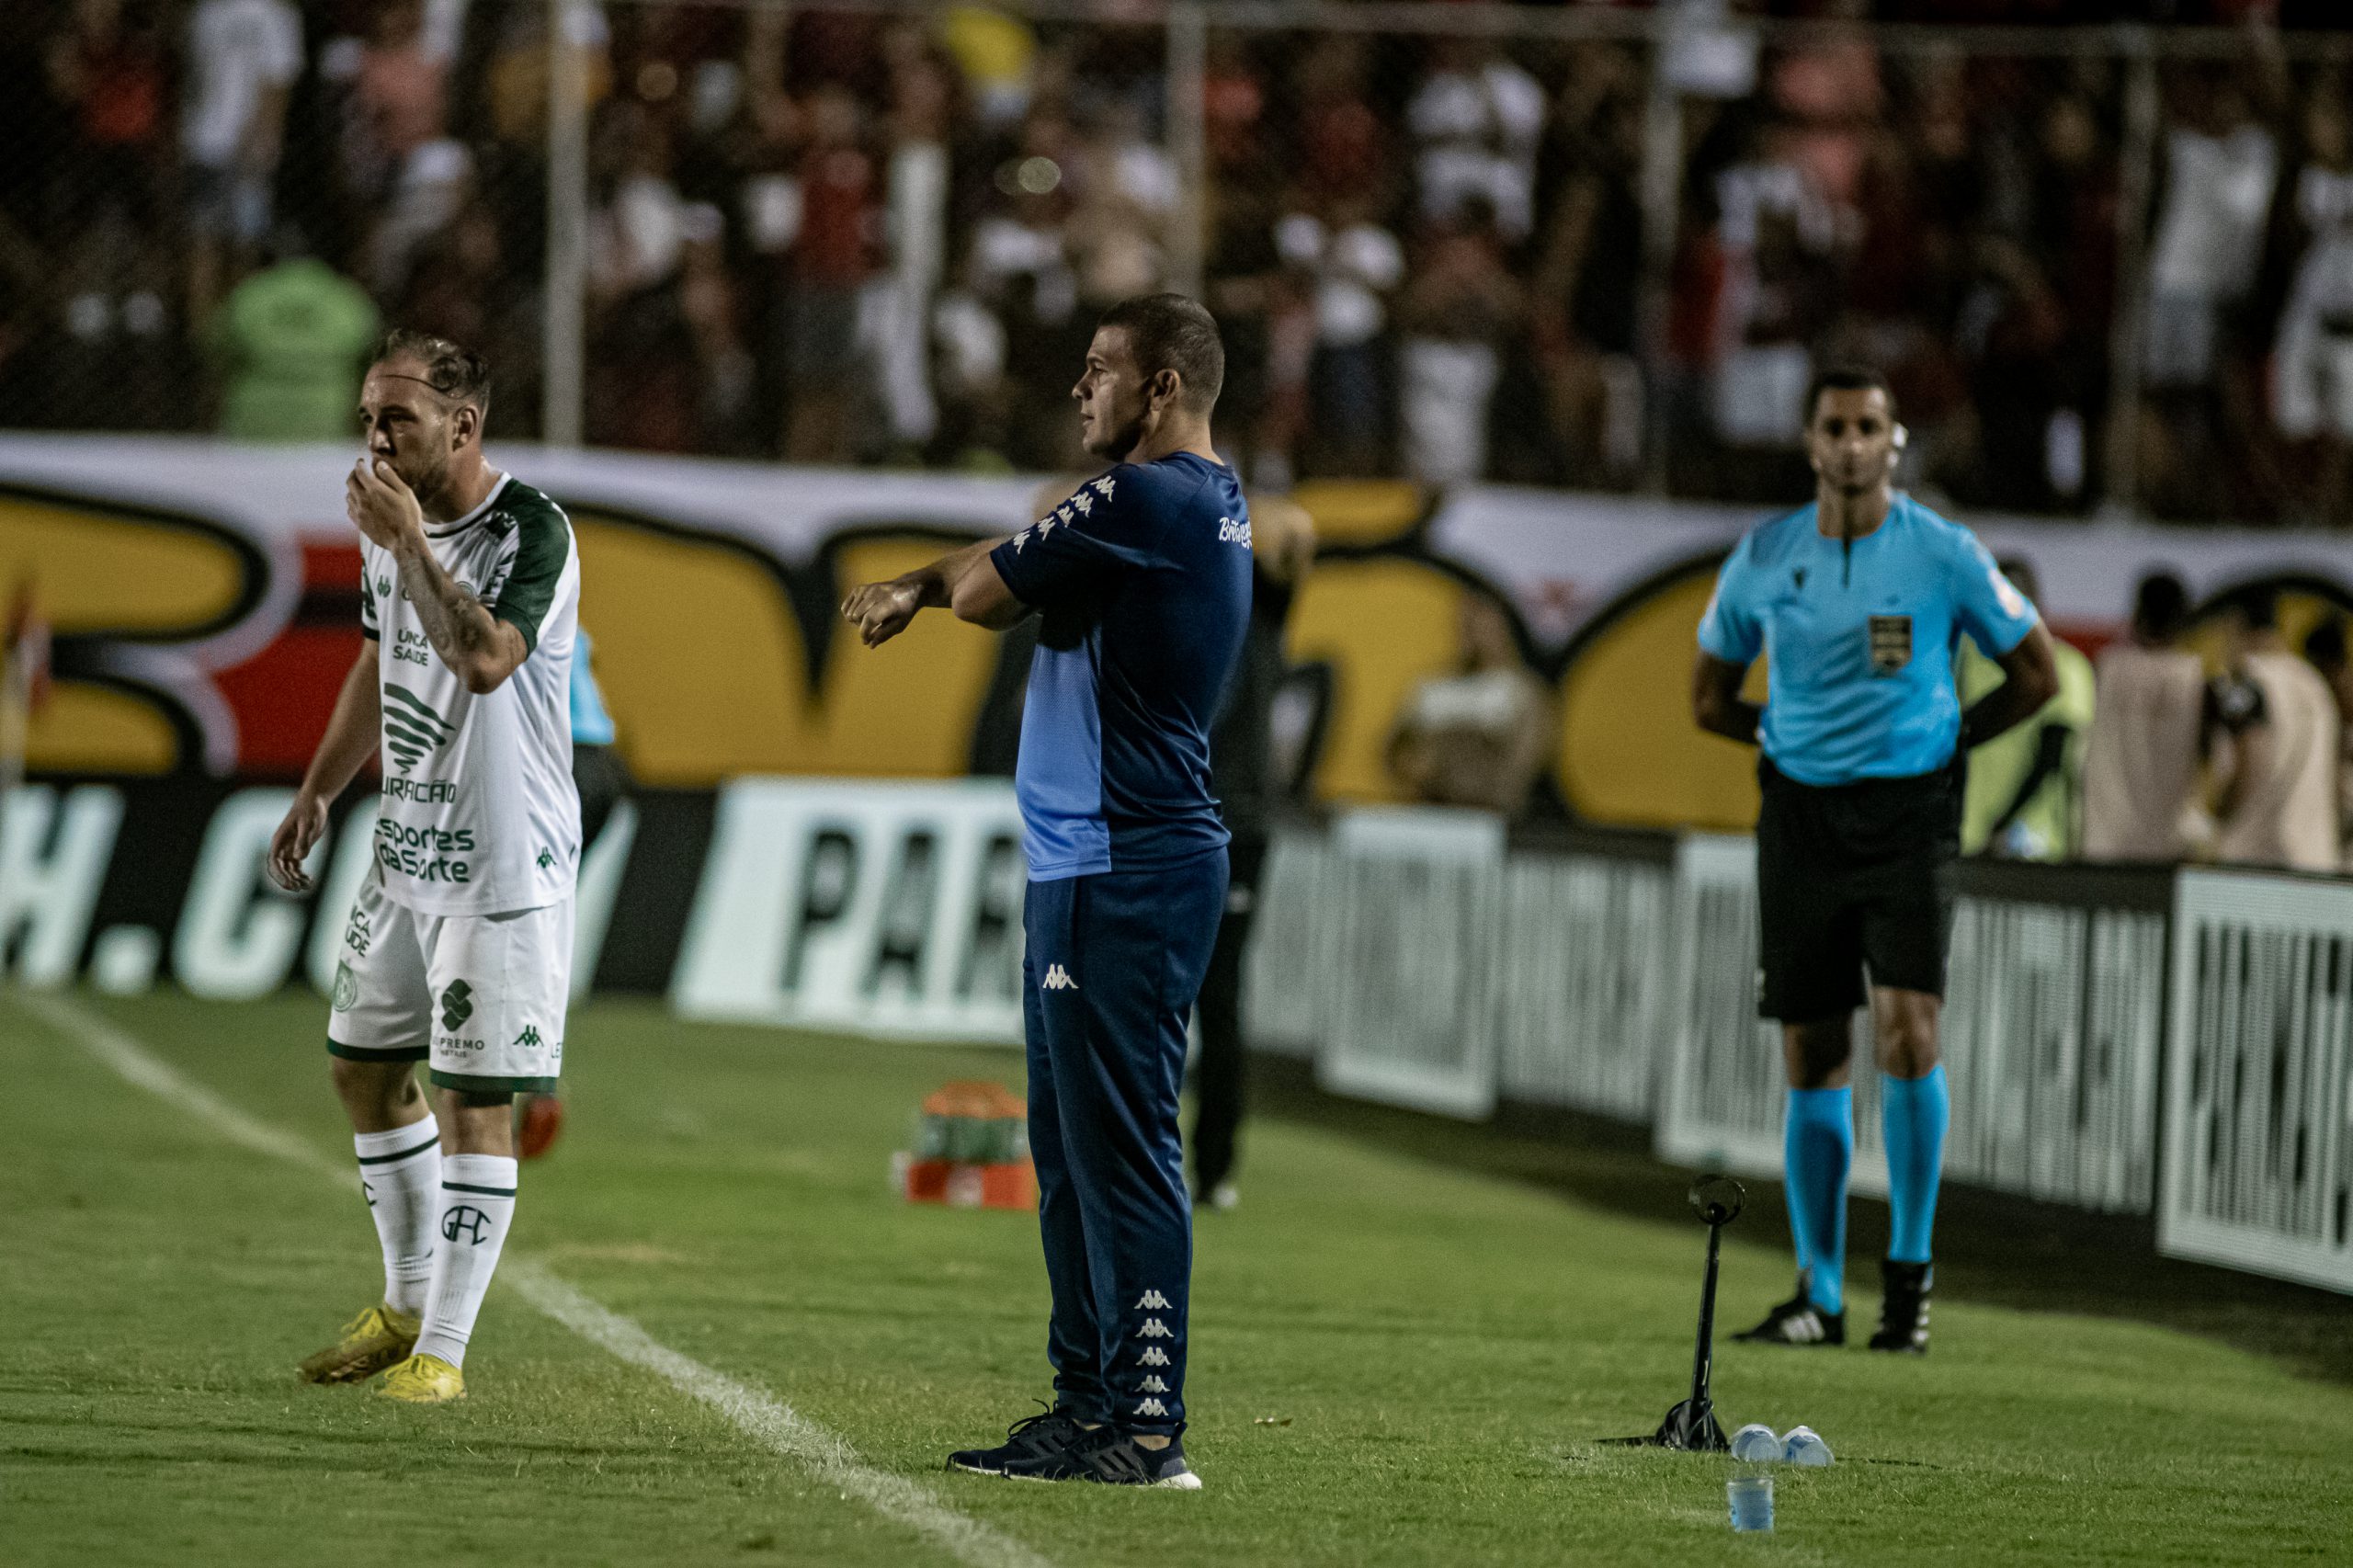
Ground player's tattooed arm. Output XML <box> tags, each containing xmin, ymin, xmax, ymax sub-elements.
<box><xmin>347</xmin><ymin>459</ymin><xmax>529</xmax><ymax>693</ymax></box>
<box><xmin>842</xmin><ymin>537</ymin><xmax>1023</xmax><ymax>647</ymax></box>
<box><xmin>1691</xmin><ymin>652</ymin><xmax>1762</xmax><ymax>745</ymax></box>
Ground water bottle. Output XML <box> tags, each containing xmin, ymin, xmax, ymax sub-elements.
<box><xmin>1783</xmin><ymin>1426</ymin><xmax>1835</xmax><ymax>1468</ymax></box>
<box><xmin>1727</xmin><ymin>1473</ymin><xmax>1773</xmax><ymax>1532</ymax></box>
<box><xmin>1730</xmin><ymin>1424</ymin><xmax>1781</xmax><ymax>1463</ymax></box>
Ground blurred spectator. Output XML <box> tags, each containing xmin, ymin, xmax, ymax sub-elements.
<box><xmin>2270</xmin><ymin>82</ymin><xmax>2353</xmax><ymax>525</ymax></box>
<box><xmin>1705</xmin><ymin>125</ymin><xmax>1841</xmax><ymax>474</ymax></box>
<box><xmin>1960</xmin><ymin>556</ymin><xmax>2094</xmax><ymax>860</ymax></box>
<box><xmin>46</xmin><ymin>0</ymin><xmax>172</xmax><ymax>232</ymax></box>
<box><xmin>206</xmin><ymin>232</ymin><xmax>380</xmax><ymax>441</ymax></box>
<box><xmin>2138</xmin><ymin>62</ymin><xmax>2282</xmax><ymax>518</ymax></box>
<box><xmin>782</xmin><ymin>83</ymin><xmax>881</xmax><ymax>462</ymax></box>
<box><xmin>1385</xmin><ymin>595</ymin><xmax>1552</xmax><ymax>817</ymax></box>
<box><xmin>1529</xmin><ymin>45</ymin><xmax>1646</xmax><ymax>486</ymax></box>
<box><xmin>2211</xmin><ymin>585</ymin><xmax>2339</xmax><ymax>872</ymax></box>
<box><xmin>2299</xmin><ymin>616</ymin><xmax>2353</xmax><ymax>867</ymax></box>
<box><xmin>1397</xmin><ymin>207</ymin><xmax>1521</xmax><ymax>487</ymax></box>
<box><xmin>1275</xmin><ymin>200</ymin><xmax>1404</xmax><ymax>481</ymax></box>
<box><xmin>181</xmin><ymin>0</ymin><xmax>303</xmax><ymax>323</ymax></box>
<box><xmin>873</xmin><ymin>41</ymin><xmax>959</xmax><ymax>458</ymax></box>
<box><xmin>2084</xmin><ymin>572</ymin><xmax>2211</xmax><ymax>862</ymax></box>
<box><xmin>1408</xmin><ymin>39</ymin><xmax>1547</xmax><ymax>245</ymax></box>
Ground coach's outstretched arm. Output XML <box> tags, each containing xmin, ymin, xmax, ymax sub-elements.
<box><xmin>346</xmin><ymin>458</ymin><xmax>529</xmax><ymax>694</ymax></box>
<box><xmin>1959</xmin><ymin>621</ymin><xmax>2061</xmax><ymax>749</ymax></box>
<box><xmin>842</xmin><ymin>537</ymin><xmax>1027</xmax><ymax>646</ymax></box>
<box><xmin>1691</xmin><ymin>653</ymin><xmax>1762</xmax><ymax>744</ymax></box>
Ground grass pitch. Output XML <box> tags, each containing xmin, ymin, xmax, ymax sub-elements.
<box><xmin>5</xmin><ymin>990</ymin><xmax>2349</xmax><ymax>1567</ymax></box>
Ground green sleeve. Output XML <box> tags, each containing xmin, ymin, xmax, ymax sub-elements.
<box><xmin>491</xmin><ymin>494</ymin><xmax>571</xmax><ymax>655</ymax></box>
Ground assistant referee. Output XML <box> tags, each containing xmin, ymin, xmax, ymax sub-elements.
<box><xmin>1691</xmin><ymin>367</ymin><xmax>2058</xmax><ymax>1354</ymax></box>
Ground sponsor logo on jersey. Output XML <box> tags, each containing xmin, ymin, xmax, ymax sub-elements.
<box><xmin>439</xmin><ymin>979</ymin><xmax>474</xmax><ymax>1031</ymax></box>
<box><xmin>381</xmin><ymin>775</ymin><xmax>458</xmax><ymax>803</ymax></box>
<box><xmin>536</xmin><ymin>846</ymin><xmax>555</xmax><ymax>869</ymax></box>
<box><xmin>516</xmin><ymin>1026</ymin><xmax>542</xmax><ymax>1049</ymax></box>
<box><xmin>375</xmin><ymin>817</ymin><xmax>476</xmax><ymax>884</ymax></box>
<box><xmin>382</xmin><ymin>684</ymin><xmax>459</xmax><ymax>774</ymax></box>
<box><xmin>392</xmin><ymin>627</ymin><xmax>433</xmax><ymax>667</ymax></box>
<box><xmin>1217</xmin><ymin>515</ymin><xmax>1251</xmax><ymax>546</ymax></box>
<box><xmin>1042</xmin><ymin>964</ymin><xmax>1078</xmax><ymax>990</ymax></box>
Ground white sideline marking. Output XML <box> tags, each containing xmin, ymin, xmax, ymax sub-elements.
<box><xmin>18</xmin><ymin>990</ymin><xmax>1054</xmax><ymax>1568</ymax></box>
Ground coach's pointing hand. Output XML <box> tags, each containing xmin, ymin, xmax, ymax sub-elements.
<box><xmin>347</xmin><ymin>458</ymin><xmax>426</xmax><ymax>551</ymax></box>
<box><xmin>842</xmin><ymin>577</ymin><xmax>925</xmax><ymax>648</ymax></box>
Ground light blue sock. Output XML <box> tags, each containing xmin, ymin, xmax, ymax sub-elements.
<box><xmin>1782</xmin><ymin>1086</ymin><xmax>1853</xmax><ymax>1315</ymax></box>
<box><xmin>1881</xmin><ymin>1066</ymin><xmax>1949</xmax><ymax>1266</ymax></box>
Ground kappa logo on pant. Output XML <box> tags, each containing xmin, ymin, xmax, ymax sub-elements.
<box><xmin>1132</xmin><ymin>1399</ymin><xmax>1168</xmax><ymax>1417</ymax></box>
<box><xmin>1141</xmin><ymin>1376</ymin><xmax>1169</xmax><ymax>1392</ymax></box>
<box><xmin>1042</xmin><ymin>964</ymin><xmax>1079</xmax><ymax>990</ymax></box>
<box><xmin>1139</xmin><ymin>1346</ymin><xmax>1171</xmax><ymax>1366</ymax></box>
<box><xmin>1137</xmin><ymin>1318</ymin><xmax>1172</xmax><ymax>1338</ymax></box>
<box><xmin>1135</xmin><ymin>1290</ymin><xmax>1170</xmax><ymax>1310</ymax></box>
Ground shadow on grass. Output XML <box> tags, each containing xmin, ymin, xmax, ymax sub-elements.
<box><xmin>1247</xmin><ymin>1055</ymin><xmax>2353</xmax><ymax>1387</ymax></box>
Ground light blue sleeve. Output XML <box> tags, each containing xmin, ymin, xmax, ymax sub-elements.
<box><xmin>1696</xmin><ymin>539</ymin><xmax>1763</xmax><ymax>665</ymax></box>
<box><xmin>1949</xmin><ymin>530</ymin><xmax>2039</xmax><ymax>657</ymax></box>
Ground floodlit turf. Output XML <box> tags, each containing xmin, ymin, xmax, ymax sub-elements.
<box><xmin>5</xmin><ymin>991</ymin><xmax>2349</xmax><ymax>1566</ymax></box>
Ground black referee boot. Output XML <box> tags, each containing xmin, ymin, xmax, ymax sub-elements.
<box><xmin>1869</xmin><ymin>1259</ymin><xmax>1933</xmax><ymax>1354</ymax></box>
<box><xmin>1733</xmin><ymin>1273</ymin><xmax>1846</xmax><ymax>1346</ymax></box>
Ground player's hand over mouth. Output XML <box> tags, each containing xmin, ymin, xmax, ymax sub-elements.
<box><xmin>347</xmin><ymin>459</ymin><xmax>426</xmax><ymax>551</ymax></box>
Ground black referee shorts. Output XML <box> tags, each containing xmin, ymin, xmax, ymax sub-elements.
<box><xmin>1755</xmin><ymin>756</ymin><xmax>1961</xmax><ymax>1023</ymax></box>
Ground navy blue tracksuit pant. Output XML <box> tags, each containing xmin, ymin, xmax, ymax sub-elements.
<box><xmin>1021</xmin><ymin>847</ymin><xmax>1227</xmax><ymax>1437</ymax></box>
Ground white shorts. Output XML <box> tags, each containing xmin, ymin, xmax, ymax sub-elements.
<box><xmin>326</xmin><ymin>869</ymin><xmax>573</xmax><ymax>1094</ymax></box>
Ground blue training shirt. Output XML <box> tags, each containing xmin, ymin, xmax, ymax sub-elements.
<box><xmin>570</xmin><ymin>630</ymin><xmax>617</xmax><ymax>745</ymax></box>
<box><xmin>1696</xmin><ymin>494</ymin><xmax>2040</xmax><ymax>787</ymax></box>
<box><xmin>989</xmin><ymin>454</ymin><xmax>1253</xmax><ymax>880</ymax></box>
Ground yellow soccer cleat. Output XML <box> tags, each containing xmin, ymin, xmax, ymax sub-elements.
<box><xmin>375</xmin><ymin>1352</ymin><xmax>466</xmax><ymax>1404</ymax></box>
<box><xmin>297</xmin><ymin>1305</ymin><xmax>422</xmax><ymax>1385</ymax></box>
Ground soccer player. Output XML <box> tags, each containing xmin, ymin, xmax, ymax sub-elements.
<box><xmin>266</xmin><ymin>330</ymin><xmax>582</xmax><ymax>1403</ymax></box>
<box><xmin>841</xmin><ymin>294</ymin><xmax>1249</xmax><ymax>1487</ymax></box>
<box><xmin>1690</xmin><ymin>367</ymin><xmax>2058</xmax><ymax>1354</ymax></box>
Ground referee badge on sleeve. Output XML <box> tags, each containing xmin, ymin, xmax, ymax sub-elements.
<box><xmin>1867</xmin><ymin>615</ymin><xmax>1913</xmax><ymax>675</ymax></box>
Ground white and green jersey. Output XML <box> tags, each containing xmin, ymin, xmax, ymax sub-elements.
<box><xmin>359</xmin><ymin>472</ymin><xmax>582</xmax><ymax>916</ymax></box>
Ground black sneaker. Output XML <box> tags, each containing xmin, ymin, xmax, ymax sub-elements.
<box><xmin>947</xmin><ymin>1405</ymin><xmax>1086</xmax><ymax>1476</ymax></box>
<box><xmin>1019</xmin><ymin>1426</ymin><xmax>1202</xmax><ymax>1489</ymax></box>
<box><xmin>1869</xmin><ymin>1259</ymin><xmax>1932</xmax><ymax>1354</ymax></box>
<box><xmin>1733</xmin><ymin>1279</ymin><xmax>1846</xmax><ymax>1346</ymax></box>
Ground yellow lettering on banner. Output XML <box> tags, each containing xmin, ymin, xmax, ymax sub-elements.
<box><xmin>0</xmin><ymin>490</ymin><xmax>257</xmax><ymax>774</ymax></box>
<box><xmin>813</xmin><ymin>539</ymin><xmax>1003</xmax><ymax>778</ymax></box>
<box><xmin>0</xmin><ymin>493</ymin><xmax>248</xmax><ymax>633</ymax></box>
<box><xmin>570</xmin><ymin>514</ymin><xmax>809</xmax><ymax>784</ymax></box>
<box><xmin>570</xmin><ymin>516</ymin><xmax>1000</xmax><ymax>787</ymax></box>
<box><xmin>1554</xmin><ymin>563</ymin><xmax>1763</xmax><ymax>831</ymax></box>
<box><xmin>22</xmin><ymin>685</ymin><xmax>178</xmax><ymax>774</ymax></box>
<box><xmin>1287</xmin><ymin>557</ymin><xmax>1477</xmax><ymax>803</ymax></box>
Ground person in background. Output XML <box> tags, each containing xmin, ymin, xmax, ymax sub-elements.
<box><xmin>2211</xmin><ymin>585</ymin><xmax>2340</xmax><ymax>872</ymax></box>
<box><xmin>1386</xmin><ymin>592</ymin><xmax>1552</xmax><ymax>817</ymax></box>
<box><xmin>1192</xmin><ymin>493</ymin><xmax>1313</xmax><ymax>1214</ymax></box>
<box><xmin>2083</xmin><ymin>572</ymin><xmax>2216</xmax><ymax>863</ymax></box>
<box><xmin>207</xmin><ymin>230</ymin><xmax>381</xmax><ymax>441</ymax></box>
<box><xmin>181</xmin><ymin>0</ymin><xmax>304</xmax><ymax>324</ymax></box>
<box><xmin>2299</xmin><ymin>616</ymin><xmax>2353</xmax><ymax>869</ymax></box>
<box><xmin>1960</xmin><ymin>556</ymin><xmax>2095</xmax><ymax>860</ymax></box>
<box><xmin>570</xmin><ymin>626</ymin><xmax>627</xmax><ymax>852</ymax></box>
<box><xmin>519</xmin><ymin>626</ymin><xmax>628</xmax><ymax>1164</ymax></box>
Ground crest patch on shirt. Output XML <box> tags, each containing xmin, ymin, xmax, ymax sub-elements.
<box><xmin>1867</xmin><ymin>614</ymin><xmax>1912</xmax><ymax>675</ymax></box>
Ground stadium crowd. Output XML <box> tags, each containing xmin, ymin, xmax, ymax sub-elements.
<box><xmin>4</xmin><ymin>1</ymin><xmax>2353</xmax><ymax>523</ymax></box>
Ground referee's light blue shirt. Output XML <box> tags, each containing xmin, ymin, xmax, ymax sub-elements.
<box><xmin>1697</xmin><ymin>495</ymin><xmax>2040</xmax><ymax>787</ymax></box>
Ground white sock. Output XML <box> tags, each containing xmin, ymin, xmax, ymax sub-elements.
<box><xmin>412</xmin><ymin>1153</ymin><xmax>518</xmax><ymax>1369</ymax></box>
<box><xmin>354</xmin><ymin>1122</ymin><xmax>441</xmax><ymax>1315</ymax></box>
